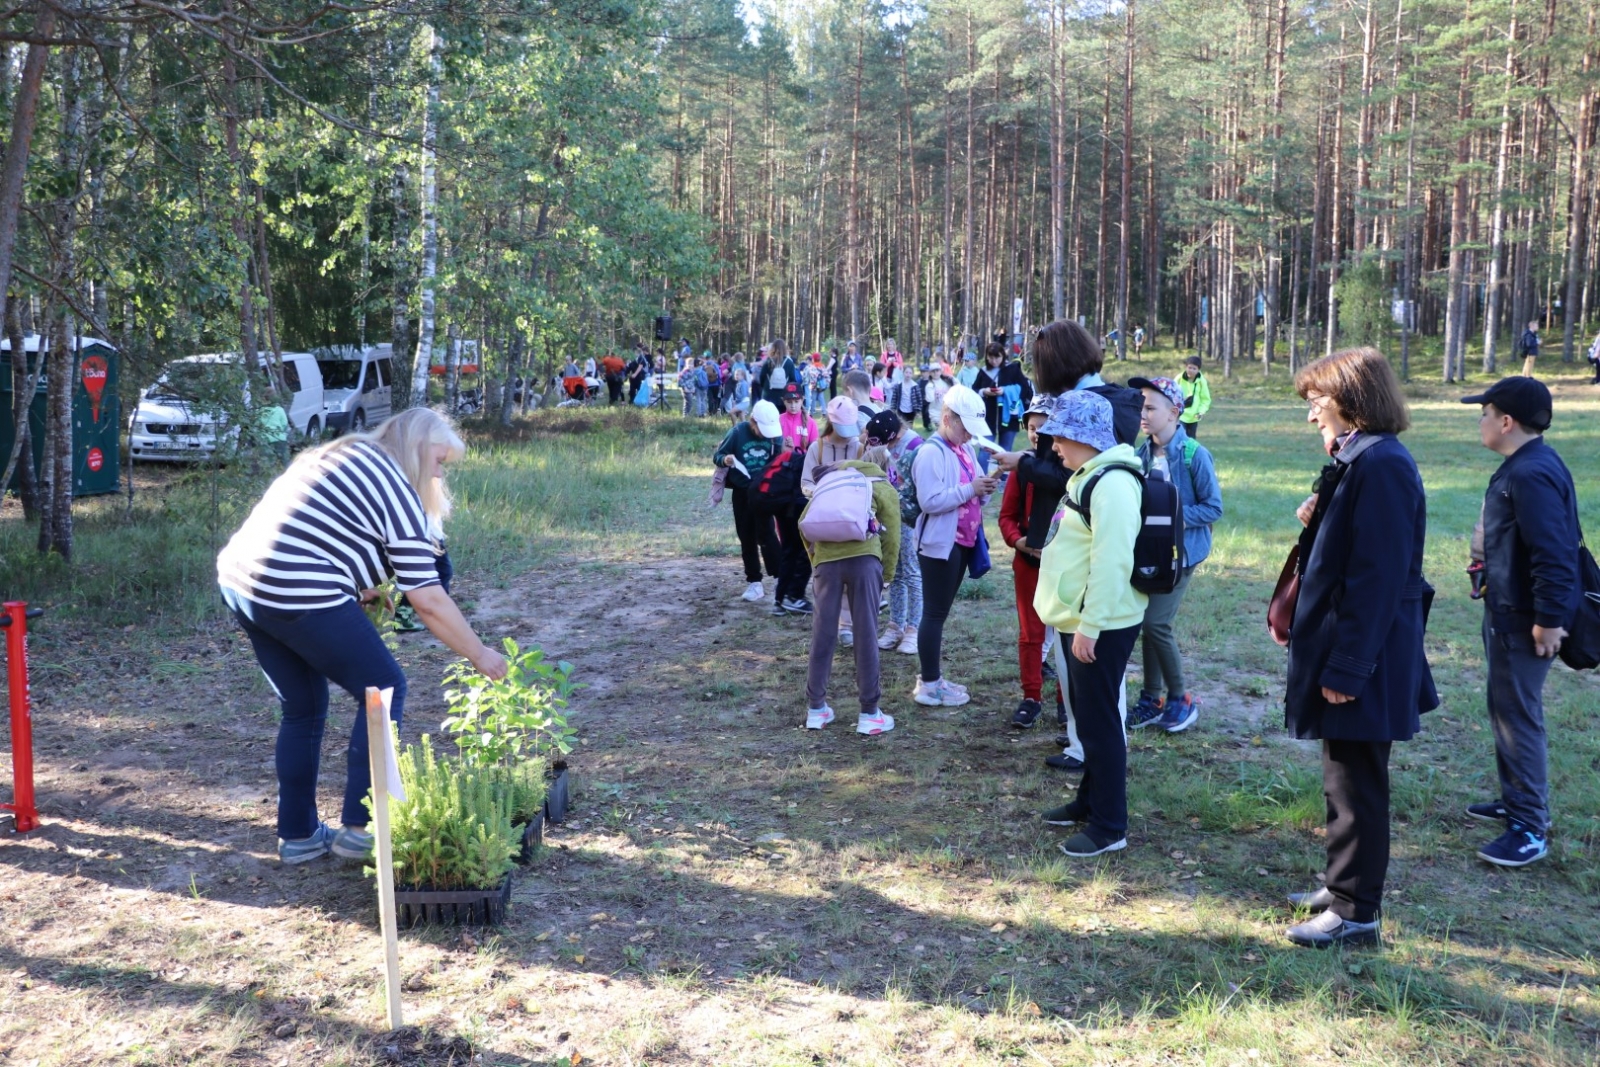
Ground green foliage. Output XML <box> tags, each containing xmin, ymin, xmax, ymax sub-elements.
<box><xmin>1334</xmin><ymin>258</ymin><xmax>1393</xmax><ymax>349</ymax></box>
<box><xmin>378</xmin><ymin>734</ymin><xmax>516</xmax><ymax>891</ymax></box>
<box><xmin>481</xmin><ymin>759</ymin><xmax>550</xmax><ymax>826</ymax></box>
<box><xmin>442</xmin><ymin>638</ymin><xmax>581</xmax><ymax>764</ymax></box>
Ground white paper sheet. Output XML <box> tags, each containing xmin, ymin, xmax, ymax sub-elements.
<box><xmin>375</xmin><ymin>686</ymin><xmax>406</xmax><ymax>802</ymax></box>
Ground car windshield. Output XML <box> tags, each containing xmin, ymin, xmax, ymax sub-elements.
<box><xmin>319</xmin><ymin>360</ymin><xmax>362</xmax><ymax>390</ymax></box>
<box><xmin>148</xmin><ymin>363</ymin><xmax>228</xmax><ymax>402</ymax></box>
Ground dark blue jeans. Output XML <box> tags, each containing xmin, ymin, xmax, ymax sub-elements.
<box><xmin>222</xmin><ymin>588</ymin><xmax>408</xmax><ymax>840</ymax></box>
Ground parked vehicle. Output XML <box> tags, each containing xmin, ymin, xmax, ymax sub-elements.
<box><xmin>129</xmin><ymin>351</ymin><xmax>322</xmax><ymax>462</ymax></box>
<box><xmin>317</xmin><ymin>343</ymin><xmax>394</xmax><ymax>434</ymax></box>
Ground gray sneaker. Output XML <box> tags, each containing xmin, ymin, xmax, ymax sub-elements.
<box><xmin>332</xmin><ymin>825</ymin><xmax>374</xmax><ymax>861</ymax></box>
<box><xmin>278</xmin><ymin>822</ymin><xmax>334</xmax><ymax>864</ymax></box>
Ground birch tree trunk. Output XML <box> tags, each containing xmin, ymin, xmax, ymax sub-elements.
<box><xmin>410</xmin><ymin>25</ymin><xmax>442</xmax><ymax>408</ymax></box>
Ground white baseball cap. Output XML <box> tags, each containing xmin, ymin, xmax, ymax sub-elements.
<box><xmin>941</xmin><ymin>384</ymin><xmax>991</xmax><ymax>438</ymax></box>
<box><xmin>751</xmin><ymin>399</ymin><xmax>783</xmax><ymax>438</ymax></box>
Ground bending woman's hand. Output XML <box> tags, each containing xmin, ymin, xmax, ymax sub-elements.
<box><xmin>406</xmin><ymin>583</ymin><xmax>508</xmax><ymax>681</ymax></box>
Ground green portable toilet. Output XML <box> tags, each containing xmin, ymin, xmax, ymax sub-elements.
<box><xmin>0</xmin><ymin>334</ymin><xmax>120</xmax><ymax>497</ymax></box>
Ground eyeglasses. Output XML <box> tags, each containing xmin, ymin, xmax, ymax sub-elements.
<box><xmin>1306</xmin><ymin>394</ymin><xmax>1332</xmax><ymax>414</ymax></box>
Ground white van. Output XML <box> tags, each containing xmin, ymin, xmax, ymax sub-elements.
<box><xmin>129</xmin><ymin>351</ymin><xmax>324</xmax><ymax>462</ymax></box>
<box><xmin>317</xmin><ymin>344</ymin><xmax>394</xmax><ymax>434</ymax></box>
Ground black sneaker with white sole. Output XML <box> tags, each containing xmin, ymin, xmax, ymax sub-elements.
<box><xmin>1010</xmin><ymin>698</ymin><xmax>1043</xmax><ymax>729</ymax></box>
<box><xmin>1045</xmin><ymin>752</ymin><xmax>1084</xmax><ymax>772</ymax></box>
<box><xmin>1040</xmin><ymin>804</ymin><xmax>1087</xmax><ymax>826</ymax></box>
<box><xmin>1059</xmin><ymin>831</ymin><xmax>1126</xmax><ymax>858</ymax></box>
<box><xmin>1466</xmin><ymin>799</ymin><xmax>1508</xmax><ymax>822</ymax></box>
<box><xmin>1477</xmin><ymin>824</ymin><xmax>1549</xmax><ymax>867</ymax></box>
<box><xmin>782</xmin><ymin>596</ymin><xmax>814</xmax><ymax>615</ymax></box>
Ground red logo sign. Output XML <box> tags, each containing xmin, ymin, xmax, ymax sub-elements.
<box><xmin>86</xmin><ymin>447</ymin><xmax>104</xmax><ymax>472</ymax></box>
<box><xmin>80</xmin><ymin>355</ymin><xmax>108</xmax><ymax>422</ymax></box>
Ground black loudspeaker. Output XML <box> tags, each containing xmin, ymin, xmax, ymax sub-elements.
<box><xmin>654</xmin><ymin>315</ymin><xmax>673</xmax><ymax>341</ymax></box>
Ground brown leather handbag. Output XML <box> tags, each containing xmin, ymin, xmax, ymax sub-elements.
<box><xmin>1268</xmin><ymin>544</ymin><xmax>1300</xmax><ymax>647</ymax></box>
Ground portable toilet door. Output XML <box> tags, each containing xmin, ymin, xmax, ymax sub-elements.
<box><xmin>73</xmin><ymin>337</ymin><xmax>120</xmax><ymax>495</ymax></box>
<box><xmin>0</xmin><ymin>341</ymin><xmax>47</xmax><ymax>492</ymax></box>
<box><xmin>0</xmin><ymin>334</ymin><xmax>120</xmax><ymax>497</ymax></box>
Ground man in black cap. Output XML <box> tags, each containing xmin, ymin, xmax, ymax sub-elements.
<box><xmin>1460</xmin><ymin>376</ymin><xmax>1580</xmax><ymax>868</ymax></box>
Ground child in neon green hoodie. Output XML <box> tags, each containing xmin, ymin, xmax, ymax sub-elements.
<box><xmin>1032</xmin><ymin>391</ymin><xmax>1148</xmax><ymax>858</ymax></box>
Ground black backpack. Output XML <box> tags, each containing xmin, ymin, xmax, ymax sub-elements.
<box><xmin>1061</xmin><ymin>464</ymin><xmax>1184</xmax><ymax>595</ymax></box>
<box><xmin>754</xmin><ymin>447</ymin><xmax>806</xmax><ymax>509</ymax></box>
<box><xmin>1558</xmin><ymin>536</ymin><xmax>1600</xmax><ymax>671</ymax></box>
<box><xmin>1086</xmin><ymin>384</ymin><xmax>1145</xmax><ymax>447</ymax></box>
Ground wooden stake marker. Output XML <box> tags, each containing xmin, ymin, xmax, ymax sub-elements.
<box><xmin>365</xmin><ymin>686</ymin><xmax>404</xmax><ymax>1029</ymax></box>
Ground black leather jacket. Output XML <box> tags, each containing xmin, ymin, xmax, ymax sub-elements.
<box><xmin>1483</xmin><ymin>437</ymin><xmax>1580</xmax><ymax>630</ymax></box>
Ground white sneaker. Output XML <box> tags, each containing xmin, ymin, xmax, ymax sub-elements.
<box><xmin>857</xmin><ymin>709</ymin><xmax>895</xmax><ymax>735</ymax></box>
<box><xmin>877</xmin><ymin>624</ymin><xmax>903</xmax><ymax>650</ymax></box>
<box><xmin>896</xmin><ymin>627</ymin><xmax>919</xmax><ymax>655</ymax></box>
<box><xmin>839</xmin><ymin>629</ymin><xmax>854</xmax><ymax>649</ymax></box>
<box><xmin>742</xmin><ymin>581</ymin><xmax>764</xmax><ymax>602</ymax></box>
<box><xmin>805</xmin><ymin>706</ymin><xmax>835</xmax><ymax>730</ymax></box>
<box><xmin>913</xmin><ymin>678</ymin><xmax>970</xmax><ymax>707</ymax></box>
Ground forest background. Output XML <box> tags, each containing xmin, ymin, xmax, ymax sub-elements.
<box><xmin>0</xmin><ymin>0</ymin><xmax>1598</xmax><ymax>552</ymax></box>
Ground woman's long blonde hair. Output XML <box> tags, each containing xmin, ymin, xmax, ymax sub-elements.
<box><xmin>304</xmin><ymin>407</ymin><xmax>464</xmax><ymax>526</ymax></box>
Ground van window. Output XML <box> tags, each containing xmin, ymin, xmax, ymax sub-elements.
<box><xmin>281</xmin><ymin>361</ymin><xmax>302</xmax><ymax>392</ymax></box>
<box><xmin>320</xmin><ymin>360</ymin><xmax>362</xmax><ymax>390</ymax></box>
<box><xmin>376</xmin><ymin>358</ymin><xmax>392</xmax><ymax>386</ymax></box>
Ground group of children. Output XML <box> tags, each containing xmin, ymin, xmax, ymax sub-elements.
<box><xmin>713</xmin><ymin>331</ymin><xmax>1224</xmax><ymax>860</ymax></box>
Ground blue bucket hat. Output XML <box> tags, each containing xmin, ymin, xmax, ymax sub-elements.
<box><xmin>1039</xmin><ymin>391</ymin><xmax>1117</xmax><ymax>452</ymax></box>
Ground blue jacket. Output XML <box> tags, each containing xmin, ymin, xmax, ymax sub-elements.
<box><xmin>1285</xmin><ymin>433</ymin><xmax>1438</xmax><ymax>741</ymax></box>
<box><xmin>1137</xmin><ymin>424</ymin><xmax>1222</xmax><ymax>568</ymax></box>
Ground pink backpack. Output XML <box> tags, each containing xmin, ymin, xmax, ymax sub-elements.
<box><xmin>799</xmin><ymin>466</ymin><xmax>883</xmax><ymax>543</ymax></box>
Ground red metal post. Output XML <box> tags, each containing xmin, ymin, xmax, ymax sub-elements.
<box><xmin>2</xmin><ymin>601</ymin><xmax>38</xmax><ymax>833</ymax></box>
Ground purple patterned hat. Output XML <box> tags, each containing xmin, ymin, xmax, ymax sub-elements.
<box><xmin>1128</xmin><ymin>375</ymin><xmax>1185</xmax><ymax>415</ymax></box>
<box><xmin>1039</xmin><ymin>390</ymin><xmax>1117</xmax><ymax>452</ymax></box>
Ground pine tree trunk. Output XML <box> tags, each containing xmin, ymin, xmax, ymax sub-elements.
<box><xmin>1483</xmin><ymin>1</ymin><xmax>1520</xmax><ymax>372</ymax></box>
<box><xmin>1115</xmin><ymin>0</ymin><xmax>1135</xmax><ymax>362</ymax></box>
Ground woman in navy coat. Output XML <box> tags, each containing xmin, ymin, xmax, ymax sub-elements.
<box><xmin>1280</xmin><ymin>347</ymin><xmax>1437</xmax><ymax>949</ymax></box>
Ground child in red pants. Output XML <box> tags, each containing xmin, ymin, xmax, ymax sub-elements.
<box><xmin>999</xmin><ymin>401</ymin><xmax>1068</xmax><ymax>730</ymax></box>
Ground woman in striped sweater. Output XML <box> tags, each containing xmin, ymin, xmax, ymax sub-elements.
<box><xmin>218</xmin><ymin>408</ymin><xmax>508</xmax><ymax>866</ymax></box>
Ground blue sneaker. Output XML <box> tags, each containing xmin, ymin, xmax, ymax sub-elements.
<box><xmin>1477</xmin><ymin>824</ymin><xmax>1548</xmax><ymax>867</ymax></box>
<box><xmin>1126</xmin><ymin>690</ymin><xmax>1164</xmax><ymax>729</ymax></box>
<box><xmin>1159</xmin><ymin>693</ymin><xmax>1200</xmax><ymax>733</ymax></box>
<box><xmin>278</xmin><ymin>822</ymin><xmax>334</xmax><ymax>865</ymax></box>
<box><xmin>332</xmin><ymin>825</ymin><xmax>374</xmax><ymax>861</ymax></box>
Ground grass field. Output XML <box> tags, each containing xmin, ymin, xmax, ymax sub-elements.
<box><xmin>1</xmin><ymin>356</ymin><xmax>1598</xmax><ymax>1066</ymax></box>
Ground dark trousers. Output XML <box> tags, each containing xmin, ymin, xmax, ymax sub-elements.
<box><xmin>760</xmin><ymin>505</ymin><xmax>812</xmax><ymax>603</ymax></box>
<box><xmin>1483</xmin><ymin>614</ymin><xmax>1554</xmax><ymax>833</ymax></box>
<box><xmin>730</xmin><ymin>486</ymin><xmax>780</xmax><ymax>583</ymax></box>
<box><xmin>1322</xmin><ymin>739</ymin><xmax>1391</xmax><ymax>924</ymax></box>
<box><xmin>607</xmin><ymin>376</ymin><xmax>623</xmax><ymax>404</ymax></box>
<box><xmin>1182</xmin><ymin>420</ymin><xmax>1200</xmax><ymax>439</ymax></box>
<box><xmin>808</xmin><ymin>555</ymin><xmax>884</xmax><ymax>713</ymax></box>
<box><xmin>917</xmin><ymin>545</ymin><xmax>970</xmax><ymax>681</ymax></box>
<box><xmin>222</xmin><ymin>589</ymin><xmax>408</xmax><ymax>840</ymax></box>
<box><xmin>1062</xmin><ymin>622</ymin><xmax>1141</xmax><ymax>844</ymax></box>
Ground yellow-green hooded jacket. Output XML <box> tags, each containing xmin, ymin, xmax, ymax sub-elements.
<box><xmin>1034</xmin><ymin>444</ymin><xmax>1149</xmax><ymax>639</ymax></box>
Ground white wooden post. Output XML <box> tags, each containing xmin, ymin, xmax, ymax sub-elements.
<box><xmin>365</xmin><ymin>686</ymin><xmax>404</xmax><ymax>1029</ymax></box>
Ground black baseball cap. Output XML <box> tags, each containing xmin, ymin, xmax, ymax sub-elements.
<box><xmin>1460</xmin><ymin>376</ymin><xmax>1552</xmax><ymax>432</ymax></box>
<box><xmin>863</xmin><ymin>408</ymin><xmax>905</xmax><ymax>446</ymax></box>
<box><xmin>782</xmin><ymin>382</ymin><xmax>804</xmax><ymax>400</ymax></box>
